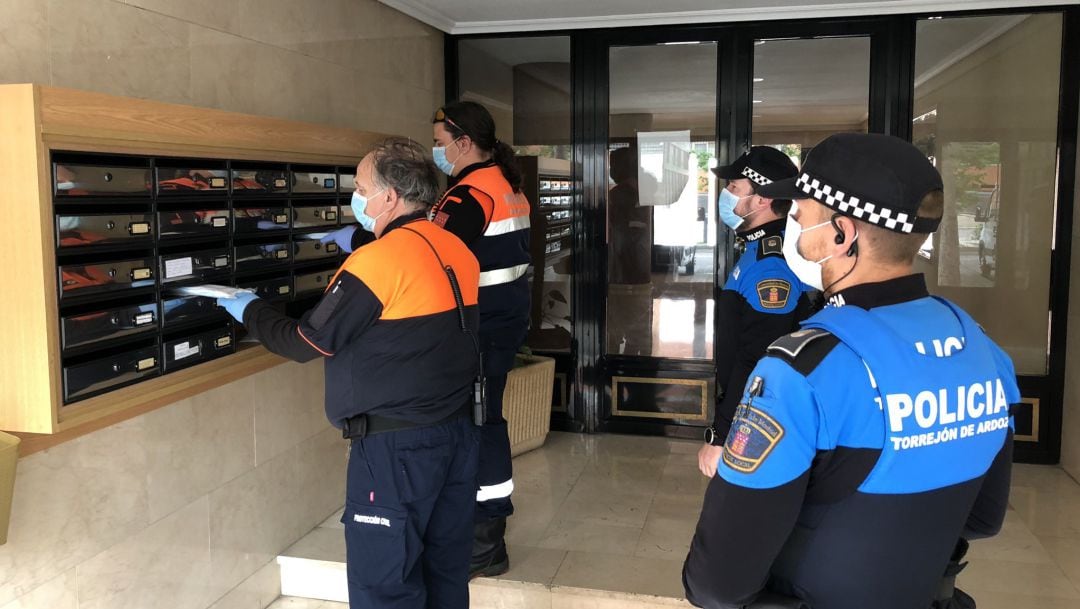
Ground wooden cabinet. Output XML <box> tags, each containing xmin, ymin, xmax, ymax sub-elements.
<box><xmin>0</xmin><ymin>84</ymin><xmax>383</xmax><ymax>436</ymax></box>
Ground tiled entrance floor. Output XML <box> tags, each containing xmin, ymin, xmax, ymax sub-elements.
<box><xmin>273</xmin><ymin>432</ymin><xmax>1080</xmax><ymax>609</ymax></box>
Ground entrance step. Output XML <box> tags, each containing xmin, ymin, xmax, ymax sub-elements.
<box><xmin>275</xmin><ymin>510</ymin><xmax>692</xmax><ymax>609</ymax></box>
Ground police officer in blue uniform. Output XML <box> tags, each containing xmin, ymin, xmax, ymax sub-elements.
<box><xmin>683</xmin><ymin>133</ymin><xmax>1017</xmax><ymax>609</ymax></box>
<box><xmin>699</xmin><ymin>147</ymin><xmax>813</xmax><ymax>477</ymax></box>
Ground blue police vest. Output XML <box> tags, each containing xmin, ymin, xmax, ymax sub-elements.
<box><xmin>712</xmin><ymin>292</ymin><xmax>1019</xmax><ymax>609</ymax></box>
<box><xmin>724</xmin><ymin>236</ymin><xmax>810</xmax><ymax>315</ymax></box>
<box><xmin>802</xmin><ymin>298</ymin><xmax>1016</xmax><ymax>494</ymax></box>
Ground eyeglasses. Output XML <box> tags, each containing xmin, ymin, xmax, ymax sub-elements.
<box><xmin>433</xmin><ymin>108</ymin><xmax>462</xmax><ymax>133</ymax></box>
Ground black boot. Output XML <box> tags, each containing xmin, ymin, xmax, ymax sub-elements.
<box><xmin>470</xmin><ymin>517</ymin><xmax>510</xmax><ymax>578</ymax></box>
<box><xmin>931</xmin><ymin>538</ymin><xmax>975</xmax><ymax>609</ymax></box>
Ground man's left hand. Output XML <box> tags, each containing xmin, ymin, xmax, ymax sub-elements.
<box><xmin>698</xmin><ymin>443</ymin><xmax>724</xmax><ymax>478</ymax></box>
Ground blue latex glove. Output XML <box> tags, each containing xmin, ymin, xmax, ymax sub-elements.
<box><xmin>320</xmin><ymin>225</ymin><xmax>358</xmax><ymax>253</ymax></box>
<box><xmin>216</xmin><ymin>292</ymin><xmax>260</xmax><ymax>323</ymax></box>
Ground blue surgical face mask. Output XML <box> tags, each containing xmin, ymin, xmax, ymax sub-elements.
<box><xmin>351</xmin><ymin>189</ymin><xmax>387</xmax><ymax>233</ymax></box>
<box><xmin>432</xmin><ymin>138</ymin><xmax>461</xmax><ymax>176</ymax></box>
<box><xmin>718</xmin><ymin>189</ymin><xmax>751</xmax><ymax>229</ymax></box>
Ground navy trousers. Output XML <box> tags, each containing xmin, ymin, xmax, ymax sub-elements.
<box><xmin>476</xmin><ymin>326</ymin><xmax>524</xmax><ymax>521</ymax></box>
<box><xmin>342</xmin><ymin>415</ymin><xmax>479</xmax><ymax>609</ymax></box>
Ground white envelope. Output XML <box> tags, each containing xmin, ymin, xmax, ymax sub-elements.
<box><xmin>169</xmin><ymin>284</ymin><xmax>255</xmax><ymax>299</ymax></box>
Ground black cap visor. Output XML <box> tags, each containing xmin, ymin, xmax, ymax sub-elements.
<box><xmin>755</xmin><ymin>177</ymin><xmax>804</xmax><ymax>201</ymax></box>
<box><xmin>711</xmin><ymin>164</ymin><xmax>744</xmax><ymax>179</ymax></box>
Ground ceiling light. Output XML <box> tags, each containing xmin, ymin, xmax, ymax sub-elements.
<box><xmin>752</xmin><ymin>100</ymin><xmax>763</xmax><ymax>104</ymax></box>
<box><xmin>753</xmin><ymin>77</ymin><xmax>764</xmax><ymax>83</ymax></box>
<box><xmin>754</xmin><ymin>40</ymin><xmax>767</xmax><ymax>46</ymax></box>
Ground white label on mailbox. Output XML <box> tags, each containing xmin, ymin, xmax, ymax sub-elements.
<box><xmin>211</xmin><ymin>216</ymin><xmax>228</xmax><ymax>228</ymax></box>
<box><xmin>274</xmin><ymin>249</ymin><xmax>288</xmax><ymax>259</ymax></box>
<box><xmin>274</xmin><ymin>178</ymin><xmax>287</xmax><ymax>188</ymax></box>
<box><xmin>213</xmin><ymin>256</ymin><xmax>229</xmax><ymax>268</ymax></box>
<box><xmin>278</xmin><ymin>285</ymin><xmax>291</xmax><ymax>294</ymax></box>
<box><xmin>209</xmin><ymin>177</ymin><xmax>226</xmax><ymax>188</ymax></box>
<box><xmin>326</xmin><ymin>243</ymin><xmax>338</xmax><ymax>253</ymax></box>
<box><xmin>134</xmin><ymin>312</ymin><xmax>154</xmax><ymax>326</ymax></box>
<box><xmin>130</xmin><ymin>222</ymin><xmax>150</xmax><ymax>234</ymax></box>
<box><xmin>165</xmin><ymin>257</ymin><xmax>193</xmax><ymax>279</ymax></box>
<box><xmin>136</xmin><ymin>357</ymin><xmax>156</xmax><ymax>371</ymax></box>
<box><xmin>174</xmin><ymin>341</ymin><xmax>200</xmax><ymax>360</ymax></box>
<box><xmin>214</xmin><ymin>336</ymin><xmax>232</xmax><ymax>348</ymax></box>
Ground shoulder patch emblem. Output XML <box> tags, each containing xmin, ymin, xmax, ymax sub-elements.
<box><xmin>756</xmin><ymin>279</ymin><xmax>791</xmax><ymax>309</ymax></box>
<box><xmin>761</xmin><ymin>235</ymin><xmax>783</xmax><ymax>256</ymax></box>
<box><xmin>722</xmin><ymin>406</ymin><xmax>785</xmax><ymax>473</ymax></box>
<box><xmin>431</xmin><ymin>210</ymin><xmax>450</xmax><ymax>228</ymax></box>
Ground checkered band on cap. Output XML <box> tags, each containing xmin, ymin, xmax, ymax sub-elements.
<box><xmin>796</xmin><ymin>172</ymin><xmax>915</xmax><ymax>233</ymax></box>
<box><xmin>741</xmin><ymin>166</ymin><xmax>773</xmax><ymax>187</ymax></box>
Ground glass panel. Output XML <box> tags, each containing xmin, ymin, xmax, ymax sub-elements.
<box><xmin>752</xmin><ymin>37</ymin><xmax>871</xmax><ymax>153</ymax></box>
<box><xmin>913</xmin><ymin>13</ymin><xmax>1062</xmax><ymax>375</ymax></box>
<box><xmin>607</xmin><ymin>43</ymin><xmax>717</xmax><ymax>359</ymax></box>
<box><xmin>457</xmin><ymin>36</ymin><xmax>573</xmax><ymax>355</ymax></box>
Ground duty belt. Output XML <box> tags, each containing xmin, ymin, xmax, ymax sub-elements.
<box><xmin>478</xmin><ymin>263</ymin><xmax>529</xmax><ymax>287</ymax></box>
<box><xmin>341</xmin><ymin>402</ymin><xmax>470</xmax><ymax>440</ymax></box>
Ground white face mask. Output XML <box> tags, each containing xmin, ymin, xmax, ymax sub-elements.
<box><xmin>782</xmin><ymin>211</ymin><xmax>833</xmax><ymax>291</ymax></box>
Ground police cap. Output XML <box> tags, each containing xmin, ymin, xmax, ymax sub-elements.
<box><xmin>712</xmin><ymin>146</ymin><xmax>799</xmax><ymax>188</ymax></box>
<box><xmin>756</xmin><ymin>133</ymin><xmax>944</xmax><ymax>234</ymax></box>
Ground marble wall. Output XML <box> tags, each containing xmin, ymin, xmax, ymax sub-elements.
<box><xmin>0</xmin><ymin>2</ymin><xmax>440</xmax><ymax>606</ymax></box>
<box><xmin>0</xmin><ymin>0</ymin><xmax>444</xmax><ymax>143</ymax></box>
<box><xmin>0</xmin><ymin>360</ymin><xmax>345</xmax><ymax>609</ymax></box>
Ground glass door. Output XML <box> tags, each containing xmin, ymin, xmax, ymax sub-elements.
<box><xmin>597</xmin><ymin>22</ymin><xmax>884</xmax><ymax>437</ymax></box>
<box><xmin>602</xmin><ymin>41</ymin><xmax>720</xmax><ymax>431</ymax></box>
<box><xmin>909</xmin><ymin>13</ymin><xmax>1065</xmax><ymax>461</ymax></box>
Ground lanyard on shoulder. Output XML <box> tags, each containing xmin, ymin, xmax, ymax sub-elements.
<box><xmin>399</xmin><ymin>225</ymin><xmax>486</xmax><ymax>425</ymax></box>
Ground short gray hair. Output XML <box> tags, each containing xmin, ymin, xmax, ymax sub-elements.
<box><xmin>368</xmin><ymin>137</ymin><xmax>440</xmax><ymax>210</ymax></box>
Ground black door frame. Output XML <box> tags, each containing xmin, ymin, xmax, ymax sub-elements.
<box><xmin>588</xmin><ymin>17</ymin><xmax>907</xmax><ymax>440</ymax></box>
<box><xmin>445</xmin><ymin>4</ymin><xmax>1080</xmax><ymax>463</ymax></box>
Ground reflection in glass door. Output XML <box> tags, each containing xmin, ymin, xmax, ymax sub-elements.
<box><xmin>910</xmin><ymin>13</ymin><xmax>1064</xmax><ymax>457</ymax></box>
<box><xmin>751</xmin><ymin>36</ymin><xmax>871</xmax><ymax>152</ymax></box>
<box><xmin>604</xmin><ymin>42</ymin><xmax>718</xmax><ymax>427</ymax></box>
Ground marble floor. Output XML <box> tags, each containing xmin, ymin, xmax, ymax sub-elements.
<box><xmin>270</xmin><ymin>431</ymin><xmax>1080</xmax><ymax>609</ymax></box>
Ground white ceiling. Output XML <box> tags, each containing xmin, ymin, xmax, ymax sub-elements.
<box><xmin>378</xmin><ymin>0</ymin><xmax>1073</xmax><ymax>34</ymax></box>
<box><xmin>457</xmin><ymin>16</ymin><xmax>1025</xmax><ymax>129</ymax></box>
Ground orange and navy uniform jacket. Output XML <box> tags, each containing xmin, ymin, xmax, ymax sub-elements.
<box><xmin>430</xmin><ymin>160</ymin><xmax>531</xmax><ymax>333</ymax></box>
<box><xmin>242</xmin><ymin>211</ymin><xmax>481</xmax><ymax>427</ymax></box>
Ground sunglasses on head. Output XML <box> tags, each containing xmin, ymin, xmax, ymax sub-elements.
<box><xmin>434</xmin><ymin>108</ymin><xmax>463</xmax><ymax>134</ymax></box>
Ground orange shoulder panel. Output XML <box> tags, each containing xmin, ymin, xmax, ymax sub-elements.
<box><xmin>331</xmin><ymin>220</ymin><xmax>479</xmax><ymax>320</ymax></box>
<box><xmin>457</xmin><ymin>166</ymin><xmax>530</xmax><ymax>223</ymax></box>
